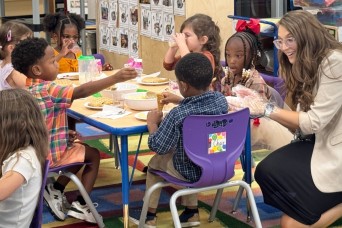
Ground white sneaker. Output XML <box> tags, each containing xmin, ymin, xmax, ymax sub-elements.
<box><xmin>43</xmin><ymin>183</ymin><xmax>66</xmax><ymax>220</ymax></box>
<box><xmin>67</xmin><ymin>201</ymin><xmax>100</xmax><ymax>224</ymax></box>
<box><xmin>62</xmin><ymin>195</ymin><xmax>71</xmax><ymax>213</ymax></box>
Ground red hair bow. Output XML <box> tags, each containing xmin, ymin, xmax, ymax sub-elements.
<box><xmin>236</xmin><ymin>18</ymin><xmax>260</xmax><ymax>35</ymax></box>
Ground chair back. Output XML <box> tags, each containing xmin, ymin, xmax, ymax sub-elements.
<box><xmin>30</xmin><ymin>159</ymin><xmax>50</xmax><ymax>228</ymax></box>
<box><xmin>182</xmin><ymin>108</ymin><xmax>250</xmax><ymax>187</ymax></box>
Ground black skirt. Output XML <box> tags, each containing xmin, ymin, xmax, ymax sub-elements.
<box><xmin>255</xmin><ymin>138</ymin><xmax>342</xmax><ymax>225</ymax></box>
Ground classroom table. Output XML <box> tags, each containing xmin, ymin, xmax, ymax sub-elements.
<box><xmin>66</xmin><ymin>72</ymin><xmax>253</xmax><ymax>228</ymax></box>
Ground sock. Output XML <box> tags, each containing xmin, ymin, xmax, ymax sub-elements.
<box><xmin>53</xmin><ymin>182</ymin><xmax>65</xmax><ymax>193</ymax></box>
<box><xmin>184</xmin><ymin>207</ymin><xmax>199</xmax><ymax>214</ymax></box>
<box><xmin>77</xmin><ymin>195</ymin><xmax>86</xmax><ymax>205</ymax></box>
<box><xmin>147</xmin><ymin>211</ymin><xmax>156</xmax><ymax>217</ymax></box>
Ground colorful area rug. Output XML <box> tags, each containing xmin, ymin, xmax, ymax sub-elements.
<box><xmin>42</xmin><ymin>136</ymin><xmax>342</xmax><ymax>228</ymax></box>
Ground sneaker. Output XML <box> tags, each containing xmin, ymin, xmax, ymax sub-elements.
<box><xmin>43</xmin><ymin>183</ymin><xmax>65</xmax><ymax>221</ymax></box>
<box><xmin>179</xmin><ymin>210</ymin><xmax>200</xmax><ymax>227</ymax></box>
<box><xmin>62</xmin><ymin>195</ymin><xmax>71</xmax><ymax>213</ymax></box>
<box><xmin>129</xmin><ymin>208</ymin><xmax>156</xmax><ymax>228</ymax></box>
<box><xmin>67</xmin><ymin>201</ymin><xmax>99</xmax><ymax>224</ymax></box>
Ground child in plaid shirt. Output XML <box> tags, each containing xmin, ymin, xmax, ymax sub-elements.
<box><xmin>12</xmin><ymin>37</ymin><xmax>137</xmax><ymax>223</ymax></box>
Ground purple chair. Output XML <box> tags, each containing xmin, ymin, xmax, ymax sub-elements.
<box><xmin>138</xmin><ymin>108</ymin><xmax>262</xmax><ymax>228</ymax></box>
<box><xmin>48</xmin><ymin>163</ymin><xmax>105</xmax><ymax>227</ymax></box>
<box><xmin>30</xmin><ymin>160</ymin><xmax>50</xmax><ymax>228</ymax></box>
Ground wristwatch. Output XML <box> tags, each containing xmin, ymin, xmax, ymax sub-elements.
<box><xmin>264</xmin><ymin>103</ymin><xmax>275</xmax><ymax>117</ymax></box>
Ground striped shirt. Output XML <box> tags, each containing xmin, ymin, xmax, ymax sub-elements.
<box><xmin>148</xmin><ymin>91</ymin><xmax>228</xmax><ymax>182</ymax></box>
<box><xmin>26</xmin><ymin>78</ymin><xmax>74</xmax><ymax>165</ymax></box>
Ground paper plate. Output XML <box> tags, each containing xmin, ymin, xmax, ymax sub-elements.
<box><xmin>84</xmin><ymin>102</ymin><xmax>103</xmax><ymax>110</ymax></box>
<box><xmin>57</xmin><ymin>72</ymin><xmax>79</xmax><ymax>80</ymax></box>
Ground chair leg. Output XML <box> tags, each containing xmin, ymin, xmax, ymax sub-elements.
<box><xmin>63</xmin><ymin>172</ymin><xmax>105</xmax><ymax>228</ymax></box>
<box><xmin>111</xmin><ymin>135</ymin><xmax>120</xmax><ymax>169</ymax></box>
<box><xmin>232</xmin><ymin>184</ymin><xmax>245</xmax><ymax>213</ymax></box>
<box><xmin>208</xmin><ymin>188</ymin><xmax>223</xmax><ymax>222</ymax></box>
<box><xmin>138</xmin><ymin>182</ymin><xmax>171</xmax><ymax>228</ymax></box>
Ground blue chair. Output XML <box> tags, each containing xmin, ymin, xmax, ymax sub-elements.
<box><xmin>138</xmin><ymin>108</ymin><xmax>261</xmax><ymax>228</ymax></box>
<box><xmin>30</xmin><ymin>160</ymin><xmax>50</xmax><ymax>228</ymax></box>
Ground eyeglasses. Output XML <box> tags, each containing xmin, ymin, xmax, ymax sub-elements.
<box><xmin>61</xmin><ymin>34</ymin><xmax>80</xmax><ymax>40</ymax></box>
<box><xmin>273</xmin><ymin>37</ymin><xmax>296</xmax><ymax>49</ymax></box>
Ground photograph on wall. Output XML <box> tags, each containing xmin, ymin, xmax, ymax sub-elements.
<box><xmin>120</xmin><ymin>28</ymin><xmax>129</xmax><ymax>54</ymax></box>
<box><xmin>99</xmin><ymin>23</ymin><xmax>110</xmax><ymax>51</ymax></box>
<box><xmin>173</xmin><ymin>0</ymin><xmax>185</xmax><ymax>16</ymax></box>
<box><xmin>151</xmin><ymin>11</ymin><xmax>163</xmax><ymax>40</ymax></box>
<box><xmin>108</xmin><ymin>0</ymin><xmax>118</xmax><ymax>27</ymax></box>
<box><xmin>163</xmin><ymin>13</ymin><xmax>175</xmax><ymax>40</ymax></box>
<box><xmin>119</xmin><ymin>2</ymin><xmax>129</xmax><ymax>28</ymax></box>
<box><xmin>128</xmin><ymin>4</ymin><xmax>139</xmax><ymax>31</ymax></box>
<box><xmin>140</xmin><ymin>5</ymin><xmax>152</xmax><ymax>37</ymax></box>
<box><xmin>129</xmin><ymin>31</ymin><xmax>139</xmax><ymax>58</ymax></box>
<box><xmin>67</xmin><ymin>0</ymin><xmax>89</xmax><ymax>14</ymax></box>
<box><xmin>151</xmin><ymin>0</ymin><xmax>163</xmax><ymax>10</ymax></box>
<box><xmin>109</xmin><ymin>27</ymin><xmax>120</xmax><ymax>53</ymax></box>
<box><xmin>139</xmin><ymin>0</ymin><xmax>151</xmax><ymax>4</ymax></box>
<box><xmin>129</xmin><ymin>0</ymin><xmax>139</xmax><ymax>5</ymax></box>
<box><xmin>162</xmin><ymin>0</ymin><xmax>174</xmax><ymax>13</ymax></box>
<box><xmin>100</xmin><ymin>0</ymin><xmax>109</xmax><ymax>21</ymax></box>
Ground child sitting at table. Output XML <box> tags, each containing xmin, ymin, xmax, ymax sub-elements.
<box><xmin>140</xmin><ymin>53</ymin><xmax>228</xmax><ymax>227</ymax></box>
<box><xmin>11</xmin><ymin>37</ymin><xmax>137</xmax><ymax>223</ymax></box>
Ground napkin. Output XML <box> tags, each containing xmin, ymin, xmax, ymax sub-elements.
<box><xmin>89</xmin><ymin>105</ymin><xmax>131</xmax><ymax>120</ymax></box>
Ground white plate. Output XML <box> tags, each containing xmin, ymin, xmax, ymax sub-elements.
<box><xmin>137</xmin><ymin>77</ymin><xmax>169</xmax><ymax>85</ymax></box>
<box><xmin>84</xmin><ymin>102</ymin><xmax>103</xmax><ymax>110</ymax></box>
<box><xmin>134</xmin><ymin>111</ymin><xmax>168</xmax><ymax>121</ymax></box>
<box><xmin>57</xmin><ymin>72</ymin><xmax>79</xmax><ymax>80</ymax></box>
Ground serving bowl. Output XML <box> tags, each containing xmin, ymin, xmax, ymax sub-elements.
<box><xmin>100</xmin><ymin>83</ymin><xmax>138</xmax><ymax>100</ymax></box>
<box><xmin>123</xmin><ymin>92</ymin><xmax>158</xmax><ymax>111</ymax></box>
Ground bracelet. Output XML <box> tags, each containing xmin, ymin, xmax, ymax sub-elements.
<box><xmin>264</xmin><ymin>103</ymin><xmax>275</xmax><ymax>117</ymax></box>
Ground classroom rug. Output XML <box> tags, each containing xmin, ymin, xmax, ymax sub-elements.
<box><xmin>42</xmin><ymin>139</ymin><xmax>342</xmax><ymax>228</ymax></box>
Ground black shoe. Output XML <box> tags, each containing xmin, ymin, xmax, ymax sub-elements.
<box><xmin>179</xmin><ymin>209</ymin><xmax>200</xmax><ymax>227</ymax></box>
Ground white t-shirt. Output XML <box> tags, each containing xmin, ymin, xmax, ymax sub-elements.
<box><xmin>0</xmin><ymin>60</ymin><xmax>14</xmax><ymax>90</ymax></box>
<box><xmin>0</xmin><ymin>146</ymin><xmax>42</xmax><ymax>228</ymax></box>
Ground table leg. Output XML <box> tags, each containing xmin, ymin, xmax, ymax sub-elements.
<box><xmin>120</xmin><ymin>135</ymin><xmax>130</xmax><ymax>228</ymax></box>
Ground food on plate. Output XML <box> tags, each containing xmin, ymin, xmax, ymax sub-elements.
<box><xmin>156</xmin><ymin>93</ymin><xmax>165</xmax><ymax>111</ymax></box>
<box><xmin>141</xmin><ymin>77</ymin><xmax>169</xmax><ymax>83</ymax></box>
<box><xmin>54</xmin><ymin>79</ymin><xmax>73</xmax><ymax>86</ymax></box>
<box><xmin>88</xmin><ymin>97</ymin><xmax>113</xmax><ymax>107</ymax></box>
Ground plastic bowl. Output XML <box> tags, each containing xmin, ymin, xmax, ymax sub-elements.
<box><xmin>100</xmin><ymin>83</ymin><xmax>138</xmax><ymax>100</ymax></box>
<box><xmin>123</xmin><ymin>92</ymin><xmax>158</xmax><ymax>111</ymax></box>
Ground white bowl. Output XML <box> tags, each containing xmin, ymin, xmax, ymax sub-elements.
<box><xmin>100</xmin><ymin>83</ymin><xmax>138</xmax><ymax>100</ymax></box>
<box><xmin>123</xmin><ymin>92</ymin><xmax>158</xmax><ymax>111</ymax></box>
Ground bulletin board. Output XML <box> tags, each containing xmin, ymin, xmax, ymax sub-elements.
<box><xmin>97</xmin><ymin>0</ymin><xmax>233</xmax><ymax>79</ymax></box>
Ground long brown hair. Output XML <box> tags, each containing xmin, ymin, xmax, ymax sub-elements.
<box><xmin>278</xmin><ymin>10</ymin><xmax>342</xmax><ymax>111</ymax></box>
<box><xmin>0</xmin><ymin>21</ymin><xmax>32</xmax><ymax>60</ymax></box>
<box><xmin>0</xmin><ymin>89</ymin><xmax>48</xmax><ymax>176</ymax></box>
<box><xmin>181</xmin><ymin>14</ymin><xmax>223</xmax><ymax>86</ymax></box>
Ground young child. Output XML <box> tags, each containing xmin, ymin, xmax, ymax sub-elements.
<box><xmin>164</xmin><ymin>13</ymin><xmax>224</xmax><ymax>91</ymax></box>
<box><xmin>11</xmin><ymin>37</ymin><xmax>137</xmax><ymax>223</ymax></box>
<box><xmin>0</xmin><ymin>88</ymin><xmax>49</xmax><ymax>227</ymax></box>
<box><xmin>222</xmin><ymin>19</ymin><xmax>293</xmax><ymax>151</ymax></box>
<box><xmin>142</xmin><ymin>53</ymin><xmax>228</xmax><ymax>227</ymax></box>
<box><xmin>0</xmin><ymin>21</ymin><xmax>32</xmax><ymax>90</ymax></box>
<box><xmin>43</xmin><ymin>12</ymin><xmax>85</xmax><ymax>73</ymax></box>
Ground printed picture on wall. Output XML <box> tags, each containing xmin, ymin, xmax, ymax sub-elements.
<box><xmin>162</xmin><ymin>0</ymin><xmax>173</xmax><ymax>13</ymax></box>
<box><xmin>139</xmin><ymin>0</ymin><xmax>151</xmax><ymax>4</ymax></box>
<box><xmin>110</xmin><ymin>27</ymin><xmax>120</xmax><ymax>53</ymax></box>
<box><xmin>140</xmin><ymin>5</ymin><xmax>152</xmax><ymax>37</ymax></box>
<box><xmin>151</xmin><ymin>0</ymin><xmax>163</xmax><ymax>10</ymax></box>
<box><xmin>151</xmin><ymin>11</ymin><xmax>163</xmax><ymax>40</ymax></box>
<box><xmin>129</xmin><ymin>31</ymin><xmax>139</xmax><ymax>58</ymax></box>
<box><xmin>100</xmin><ymin>0</ymin><xmax>109</xmax><ymax>21</ymax></box>
<box><xmin>119</xmin><ymin>3</ymin><xmax>129</xmax><ymax>28</ymax></box>
<box><xmin>129</xmin><ymin>4</ymin><xmax>139</xmax><ymax>31</ymax></box>
<box><xmin>120</xmin><ymin>28</ymin><xmax>129</xmax><ymax>55</ymax></box>
<box><xmin>163</xmin><ymin>13</ymin><xmax>175</xmax><ymax>40</ymax></box>
<box><xmin>99</xmin><ymin>23</ymin><xmax>110</xmax><ymax>50</ymax></box>
<box><xmin>108</xmin><ymin>0</ymin><xmax>118</xmax><ymax>27</ymax></box>
<box><xmin>174</xmin><ymin>0</ymin><xmax>185</xmax><ymax>16</ymax></box>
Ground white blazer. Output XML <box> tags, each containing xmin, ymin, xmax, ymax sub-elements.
<box><xmin>299</xmin><ymin>49</ymin><xmax>342</xmax><ymax>193</ymax></box>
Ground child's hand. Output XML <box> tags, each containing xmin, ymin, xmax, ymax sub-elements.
<box><xmin>112</xmin><ymin>67</ymin><xmax>137</xmax><ymax>82</ymax></box>
<box><xmin>60</xmin><ymin>39</ymin><xmax>73</xmax><ymax>56</ymax></box>
<box><xmin>67</xmin><ymin>130</ymin><xmax>78</xmax><ymax>147</ymax></box>
<box><xmin>161</xmin><ymin>91</ymin><xmax>183</xmax><ymax>105</ymax></box>
<box><xmin>147</xmin><ymin>110</ymin><xmax>163</xmax><ymax>125</ymax></box>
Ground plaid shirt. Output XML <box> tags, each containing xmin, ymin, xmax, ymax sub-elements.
<box><xmin>26</xmin><ymin>78</ymin><xmax>74</xmax><ymax>165</ymax></box>
<box><xmin>148</xmin><ymin>91</ymin><xmax>228</xmax><ymax>182</ymax></box>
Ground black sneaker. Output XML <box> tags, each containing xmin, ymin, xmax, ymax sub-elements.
<box><xmin>179</xmin><ymin>209</ymin><xmax>200</xmax><ymax>227</ymax></box>
<box><xmin>129</xmin><ymin>208</ymin><xmax>157</xmax><ymax>228</ymax></box>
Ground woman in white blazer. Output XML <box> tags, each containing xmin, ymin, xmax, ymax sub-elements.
<box><xmin>231</xmin><ymin>10</ymin><xmax>342</xmax><ymax>228</ymax></box>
